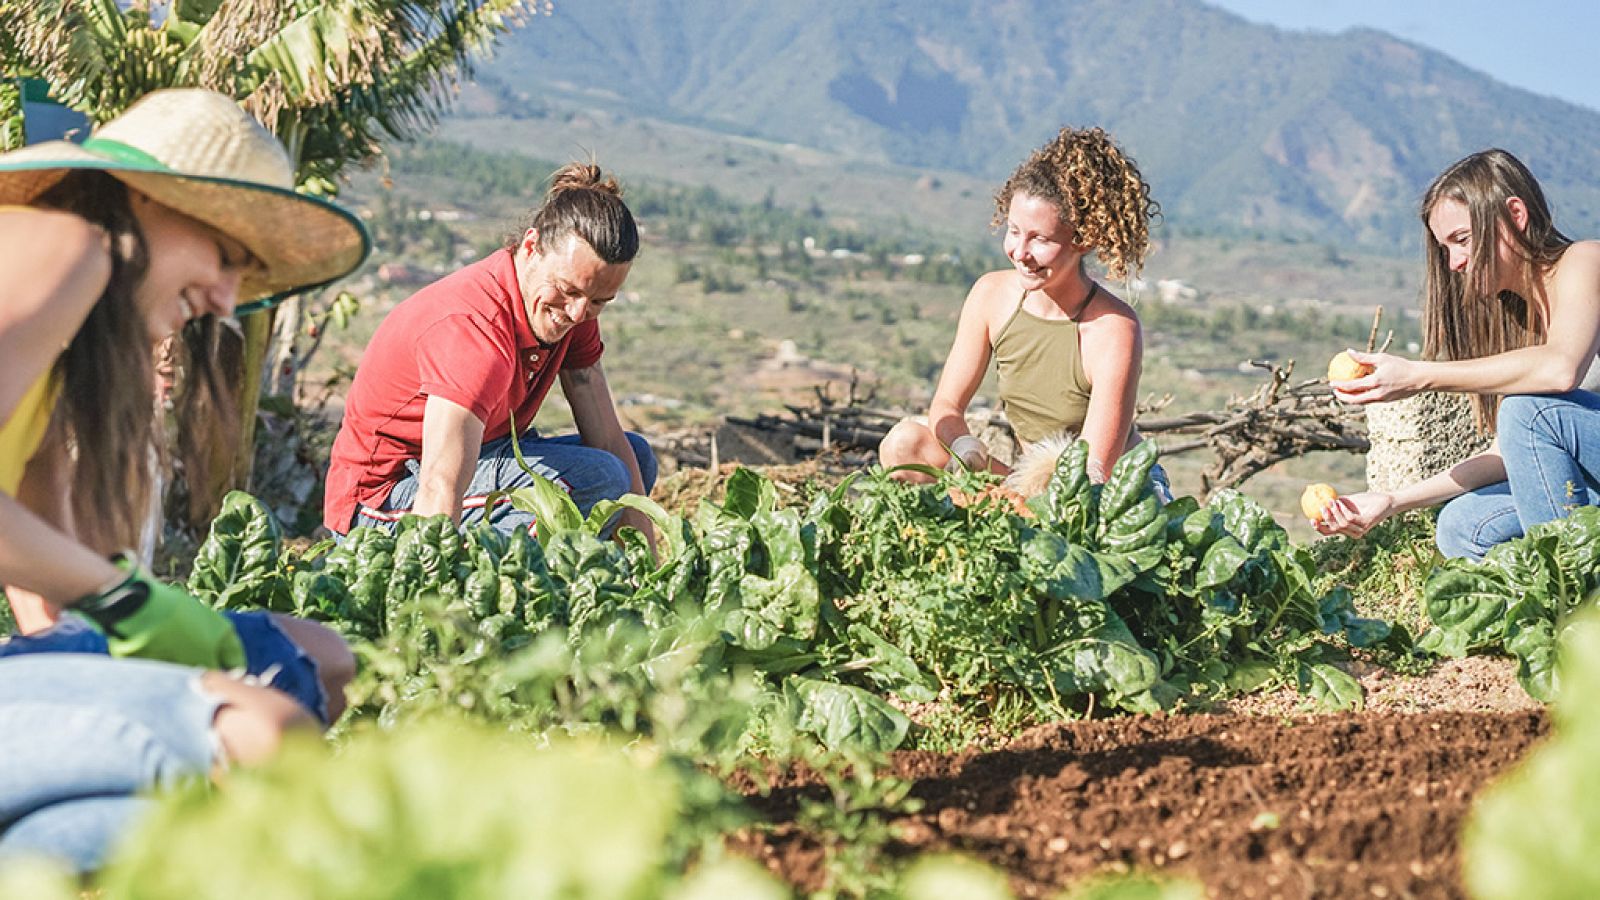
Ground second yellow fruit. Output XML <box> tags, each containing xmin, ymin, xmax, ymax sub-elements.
<box><xmin>1301</xmin><ymin>483</ymin><xmax>1339</xmax><ymax>522</ymax></box>
<box><xmin>1327</xmin><ymin>351</ymin><xmax>1374</xmax><ymax>382</ymax></box>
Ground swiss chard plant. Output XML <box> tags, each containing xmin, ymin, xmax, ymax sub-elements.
<box><xmin>1417</xmin><ymin>505</ymin><xmax>1600</xmax><ymax>700</ymax></box>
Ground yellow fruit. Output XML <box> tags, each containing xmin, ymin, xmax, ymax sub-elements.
<box><xmin>1327</xmin><ymin>351</ymin><xmax>1374</xmax><ymax>382</ymax></box>
<box><xmin>1301</xmin><ymin>483</ymin><xmax>1339</xmax><ymax>522</ymax></box>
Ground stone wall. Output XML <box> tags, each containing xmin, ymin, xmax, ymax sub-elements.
<box><xmin>1364</xmin><ymin>392</ymin><xmax>1493</xmax><ymax>493</ymax></box>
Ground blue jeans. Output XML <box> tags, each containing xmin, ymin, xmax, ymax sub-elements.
<box><xmin>0</xmin><ymin>612</ymin><xmax>329</xmax><ymax>724</ymax></box>
<box><xmin>351</xmin><ymin>431</ymin><xmax>658</xmax><ymax>535</ymax></box>
<box><xmin>0</xmin><ymin>654</ymin><xmax>222</xmax><ymax>873</ymax></box>
<box><xmin>1436</xmin><ymin>391</ymin><xmax>1600</xmax><ymax>560</ymax></box>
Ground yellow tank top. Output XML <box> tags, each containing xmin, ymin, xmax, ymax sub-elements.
<box><xmin>0</xmin><ymin>206</ymin><xmax>63</xmax><ymax>496</ymax></box>
<box><xmin>992</xmin><ymin>289</ymin><xmax>1093</xmax><ymax>445</ymax></box>
<box><xmin>0</xmin><ymin>372</ymin><xmax>59</xmax><ymax>496</ymax></box>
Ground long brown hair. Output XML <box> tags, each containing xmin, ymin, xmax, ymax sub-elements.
<box><xmin>994</xmin><ymin>127</ymin><xmax>1160</xmax><ymax>281</ymax></box>
<box><xmin>32</xmin><ymin>171</ymin><xmax>237</xmax><ymax>553</ymax></box>
<box><xmin>1420</xmin><ymin>149</ymin><xmax>1571</xmax><ymax>432</ymax></box>
<box><xmin>506</xmin><ymin>161</ymin><xmax>639</xmax><ymax>263</ymax></box>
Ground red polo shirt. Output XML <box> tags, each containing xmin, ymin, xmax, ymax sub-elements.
<box><xmin>323</xmin><ymin>249</ymin><xmax>603</xmax><ymax>533</ymax></box>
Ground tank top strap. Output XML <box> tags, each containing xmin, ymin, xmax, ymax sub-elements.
<box><xmin>991</xmin><ymin>288</ymin><xmax>1030</xmax><ymax>348</ymax></box>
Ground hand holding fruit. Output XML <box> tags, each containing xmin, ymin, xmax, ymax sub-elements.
<box><xmin>1328</xmin><ymin>349</ymin><xmax>1420</xmax><ymax>405</ymax></box>
<box><xmin>1300</xmin><ymin>483</ymin><xmax>1339</xmax><ymax>523</ymax></box>
<box><xmin>1326</xmin><ymin>351</ymin><xmax>1374</xmax><ymax>383</ymax></box>
<box><xmin>1309</xmin><ymin>489</ymin><xmax>1395</xmax><ymax>539</ymax></box>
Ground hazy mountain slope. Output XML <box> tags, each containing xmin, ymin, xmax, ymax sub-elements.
<box><xmin>473</xmin><ymin>0</ymin><xmax>1600</xmax><ymax>246</ymax></box>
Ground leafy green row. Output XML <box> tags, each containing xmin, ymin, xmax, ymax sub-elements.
<box><xmin>1417</xmin><ymin>505</ymin><xmax>1600</xmax><ymax>700</ymax></box>
<box><xmin>831</xmin><ymin>440</ymin><xmax>1391</xmax><ymax>722</ymax></box>
<box><xmin>188</xmin><ymin>441</ymin><xmax>1389</xmax><ymax>754</ymax></box>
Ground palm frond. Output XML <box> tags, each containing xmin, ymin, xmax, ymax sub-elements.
<box><xmin>0</xmin><ymin>79</ymin><xmax>24</xmax><ymax>151</ymax></box>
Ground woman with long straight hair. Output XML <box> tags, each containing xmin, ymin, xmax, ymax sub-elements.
<box><xmin>1316</xmin><ymin>149</ymin><xmax>1600</xmax><ymax>557</ymax></box>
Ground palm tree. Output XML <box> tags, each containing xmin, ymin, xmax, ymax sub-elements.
<box><xmin>1</xmin><ymin>0</ymin><xmax>540</xmax><ymax>524</ymax></box>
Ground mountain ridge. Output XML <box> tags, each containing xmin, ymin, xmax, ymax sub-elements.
<box><xmin>462</xmin><ymin>0</ymin><xmax>1600</xmax><ymax>248</ymax></box>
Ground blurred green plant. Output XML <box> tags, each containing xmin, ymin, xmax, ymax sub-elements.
<box><xmin>1461</xmin><ymin>606</ymin><xmax>1600</xmax><ymax>898</ymax></box>
<box><xmin>97</xmin><ymin>721</ymin><xmax>772</xmax><ymax>900</ymax></box>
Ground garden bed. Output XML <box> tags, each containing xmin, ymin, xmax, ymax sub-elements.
<box><xmin>738</xmin><ymin>709</ymin><xmax>1548</xmax><ymax>898</ymax></box>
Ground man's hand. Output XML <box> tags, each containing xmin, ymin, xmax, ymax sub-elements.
<box><xmin>77</xmin><ymin>564</ymin><xmax>246</xmax><ymax>670</ymax></box>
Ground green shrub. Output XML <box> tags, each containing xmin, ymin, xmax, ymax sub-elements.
<box><xmin>1462</xmin><ymin>608</ymin><xmax>1600</xmax><ymax>898</ymax></box>
<box><xmin>98</xmin><ymin>722</ymin><xmax>769</xmax><ymax>900</ymax></box>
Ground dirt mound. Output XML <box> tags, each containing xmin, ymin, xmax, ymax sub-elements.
<box><xmin>737</xmin><ymin>710</ymin><xmax>1548</xmax><ymax>898</ymax></box>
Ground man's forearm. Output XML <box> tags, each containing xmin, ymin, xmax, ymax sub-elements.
<box><xmin>411</xmin><ymin>468</ymin><xmax>469</xmax><ymax>523</ymax></box>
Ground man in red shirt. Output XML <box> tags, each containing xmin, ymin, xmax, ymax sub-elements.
<box><xmin>324</xmin><ymin>164</ymin><xmax>654</xmax><ymax>540</ymax></box>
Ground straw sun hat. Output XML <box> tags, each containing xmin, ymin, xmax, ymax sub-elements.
<box><xmin>0</xmin><ymin>88</ymin><xmax>369</xmax><ymax>313</ymax></box>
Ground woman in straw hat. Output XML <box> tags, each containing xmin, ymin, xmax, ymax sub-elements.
<box><xmin>0</xmin><ymin>88</ymin><xmax>367</xmax><ymax>871</ymax></box>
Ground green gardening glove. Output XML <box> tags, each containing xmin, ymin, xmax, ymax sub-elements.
<box><xmin>75</xmin><ymin>558</ymin><xmax>247</xmax><ymax>670</ymax></box>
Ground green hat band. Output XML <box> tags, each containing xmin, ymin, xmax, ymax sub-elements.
<box><xmin>79</xmin><ymin>137</ymin><xmax>169</xmax><ymax>171</ymax></box>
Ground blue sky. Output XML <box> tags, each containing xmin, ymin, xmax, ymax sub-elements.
<box><xmin>1205</xmin><ymin>1</ymin><xmax>1600</xmax><ymax>113</ymax></box>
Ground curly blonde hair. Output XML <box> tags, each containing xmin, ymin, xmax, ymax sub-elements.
<box><xmin>993</xmin><ymin>127</ymin><xmax>1159</xmax><ymax>281</ymax></box>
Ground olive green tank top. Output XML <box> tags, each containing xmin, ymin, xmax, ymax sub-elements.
<box><xmin>992</xmin><ymin>288</ymin><xmax>1093</xmax><ymax>445</ymax></box>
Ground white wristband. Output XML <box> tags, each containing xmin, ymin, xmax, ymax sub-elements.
<box><xmin>948</xmin><ymin>435</ymin><xmax>989</xmax><ymax>471</ymax></box>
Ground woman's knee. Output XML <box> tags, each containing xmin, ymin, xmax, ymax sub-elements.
<box><xmin>1497</xmin><ymin>394</ymin><xmax>1544</xmax><ymax>435</ymax></box>
<box><xmin>201</xmin><ymin>673</ymin><xmax>316</xmax><ymax>767</ymax></box>
<box><xmin>1434</xmin><ymin>500</ymin><xmax>1477</xmax><ymax>559</ymax></box>
<box><xmin>878</xmin><ymin>418</ymin><xmax>933</xmax><ymax>469</ymax></box>
<box><xmin>268</xmin><ymin>615</ymin><xmax>354</xmax><ymax>724</ymax></box>
<box><xmin>1435</xmin><ymin>492</ymin><xmax>1520</xmax><ymax>560</ymax></box>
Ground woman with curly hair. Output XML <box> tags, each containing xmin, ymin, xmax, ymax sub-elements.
<box><xmin>1316</xmin><ymin>149</ymin><xmax>1600</xmax><ymax>558</ymax></box>
<box><xmin>879</xmin><ymin>126</ymin><xmax>1168</xmax><ymax>497</ymax></box>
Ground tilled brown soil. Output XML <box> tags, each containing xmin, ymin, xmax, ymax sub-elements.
<box><xmin>735</xmin><ymin>711</ymin><xmax>1548</xmax><ymax>898</ymax></box>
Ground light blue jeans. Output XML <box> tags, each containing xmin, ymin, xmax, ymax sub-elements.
<box><xmin>351</xmin><ymin>431</ymin><xmax>657</xmax><ymax>535</ymax></box>
<box><xmin>0</xmin><ymin>655</ymin><xmax>221</xmax><ymax>873</ymax></box>
<box><xmin>1436</xmin><ymin>391</ymin><xmax>1600</xmax><ymax>559</ymax></box>
<box><xmin>0</xmin><ymin>612</ymin><xmax>330</xmax><ymax>725</ymax></box>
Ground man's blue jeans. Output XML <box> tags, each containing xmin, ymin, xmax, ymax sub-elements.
<box><xmin>0</xmin><ymin>655</ymin><xmax>221</xmax><ymax>872</ymax></box>
<box><xmin>1436</xmin><ymin>391</ymin><xmax>1600</xmax><ymax>560</ymax></box>
<box><xmin>352</xmin><ymin>431</ymin><xmax>657</xmax><ymax>535</ymax></box>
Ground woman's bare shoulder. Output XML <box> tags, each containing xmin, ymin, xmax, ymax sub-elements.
<box><xmin>0</xmin><ymin>209</ymin><xmax>108</xmax><ymax>279</ymax></box>
<box><xmin>1558</xmin><ymin>239</ymin><xmax>1600</xmax><ymax>268</ymax></box>
<box><xmin>1083</xmin><ymin>284</ymin><xmax>1142</xmax><ymax>330</ymax></box>
<box><xmin>963</xmin><ymin>269</ymin><xmax>1020</xmax><ymax>315</ymax></box>
<box><xmin>0</xmin><ymin>209</ymin><xmax>110</xmax><ymax>303</ymax></box>
<box><xmin>1551</xmin><ymin>240</ymin><xmax>1600</xmax><ymax>293</ymax></box>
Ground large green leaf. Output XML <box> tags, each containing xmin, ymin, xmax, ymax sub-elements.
<box><xmin>720</xmin><ymin>466</ymin><xmax>777</xmax><ymax>520</ymax></box>
<box><xmin>787</xmin><ymin>677</ymin><xmax>910</xmax><ymax>753</ymax></box>
<box><xmin>507</xmin><ymin>471</ymin><xmax>584</xmax><ymax>546</ymax></box>
<box><xmin>1196</xmin><ymin>536</ymin><xmax>1249</xmax><ymax>590</ymax></box>
<box><xmin>586</xmin><ymin>493</ymin><xmax>688</xmax><ymax>559</ymax></box>
<box><xmin>1421</xmin><ymin>567</ymin><xmax>1512</xmax><ymax>654</ymax></box>
<box><xmin>1049</xmin><ymin>608</ymin><xmax>1161</xmax><ymax>700</ymax></box>
<box><xmin>1036</xmin><ymin>438</ymin><xmax>1096</xmax><ymax>539</ymax></box>
<box><xmin>1506</xmin><ymin>616</ymin><xmax>1559</xmax><ymax>702</ymax></box>
<box><xmin>1096</xmin><ymin>439</ymin><xmax>1159</xmax><ymax>537</ymax></box>
<box><xmin>723</xmin><ymin>560</ymin><xmax>820</xmax><ymax>651</ymax></box>
<box><xmin>1020</xmin><ymin>532</ymin><xmax>1104</xmax><ymax>602</ymax></box>
<box><xmin>1299</xmin><ymin>661</ymin><xmax>1363</xmax><ymax>711</ymax></box>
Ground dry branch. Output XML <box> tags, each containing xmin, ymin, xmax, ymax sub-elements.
<box><xmin>665</xmin><ymin>360</ymin><xmax>1368</xmax><ymax>497</ymax></box>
